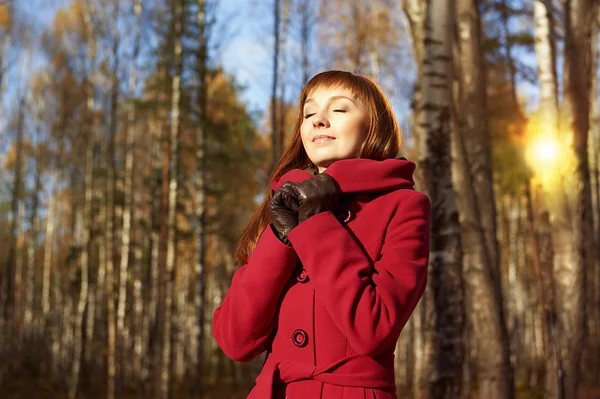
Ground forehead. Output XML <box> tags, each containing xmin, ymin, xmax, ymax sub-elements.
<box><xmin>304</xmin><ymin>85</ymin><xmax>357</xmax><ymax>104</ymax></box>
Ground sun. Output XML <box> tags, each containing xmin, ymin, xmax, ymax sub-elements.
<box><xmin>528</xmin><ymin>136</ymin><xmax>559</xmax><ymax>165</ymax></box>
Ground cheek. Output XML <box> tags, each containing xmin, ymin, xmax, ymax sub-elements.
<box><xmin>300</xmin><ymin>123</ymin><xmax>312</xmax><ymax>148</ymax></box>
<box><xmin>344</xmin><ymin>118</ymin><xmax>368</xmax><ymax>142</ymax></box>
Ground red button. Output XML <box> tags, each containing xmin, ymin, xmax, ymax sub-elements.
<box><xmin>292</xmin><ymin>329</ymin><xmax>308</xmax><ymax>347</ymax></box>
<box><xmin>296</xmin><ymin>268</ymin><xmax>309</xmax><ymax>283</ymax></box>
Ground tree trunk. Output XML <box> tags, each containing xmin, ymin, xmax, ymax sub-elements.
<box><xmin>271</xmin><ymin>0</ymin><xmax>280</xmax><ymax>172</ymax></box>
<box><xmin>278</xmin><ymin>0</ymin><xmax>289</xmax><ymax>158</ymax></box>
<box><xmin>532</xmin><ymin>0</ymin><xmax>563</xmax><ymax>395</ymax></box>
<box><xmin>194</xmin><ymin>0</ymin><xmax>208</xmax><ymax>394</ymax></box>
<box><xmin>592</xmin><ymin>19</ymin><xmax>600</xmax><ymax>384</ymax></box>
<box><xmin>148</xmin><ymin>118</ymin><xmax>162</xmax><ymax>387</ymax></box>
<box><xmin>298</xmin><ymin>0</ymin><xmax>313</xmax><ymax>84</ymax></box>
<box><xmin>42</xmin><ymin>193</ymin><xmax>55</xmax><ymax>324</ymax></box>
<box><xmin>117</xmin><ymin>0</ymin><xmax>139</xmax><ymax>385</ymax></box>
<box><xmin>51</xmin><ymin>239</ymin><xmax>62</xmax><ymax>381</ymax></box>
<box><xmin>106</xmin><ymin>1</ymin><xmax>122</xmax><ymax>392</ymax></box>
<box><xmin>412</xmin><ymin>300</ymin><xmax>425</xmax><ymax>399</ymax></box>
<box><xmin>498</xmin><ymin>0</ymin><xmax>523</xmax><ymax>120</ymax></box>
<box><xmin>24</xmin><ymin>141</ymin><xmax>42</xmax><ymax>335</ymax></box>
<box><xmin>407</xmin><ymin>0</ymin><xmax>465</xmax><ymax>397</ymax></box>
<box><xmin>159</xmin><ymin>0</ymin><xmax>184</xmax><ymax>396</ymax></box>
<box><xmin>524</xmin><ymin>183</ymin><xmax>551</xmax><ymax>374</ymax></box>
<box><xmin>124</xmin><ymin>0</ymin><xmax>143</xmax><ymax>385</ymax></box>
<box><xmin>69</xmin><ymin>132</ymin><xmax>92</xmax><ymax>399</ymax></box>
<box><xmin>455</xmin><ymin>0</ymin><xmax>515</xmax><ymax>397</ymax></box>
<box><xmin>534</xmin><ymin>0</ymin><xmax>559</xmax><ymax>129</ymax></box>
<box><xmin>507</xmin><ymin>197</ymin><xmax>521</xmax><ymax>368</ymax></box>
<box><xmin>555</xmin><ymin>1</ymin><xmax>595</xmax><ymax>397</ymax></box>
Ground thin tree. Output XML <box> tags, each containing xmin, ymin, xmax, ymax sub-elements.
<box><xmin>24</xmin><ymin>136</ymin><xmax>43</xmax><ymax>334</ymax></box>
<box><xmin>193</xmin><ymin>0</ymin><xmax>208</xmax><ymax>394</ymax></box>
<box><xmin>159</xmin><ymin>0</ymin><xmax>184</xmax><ymax>396</ymax></box>
<box><xmin>271</xmin><ymin>0</ymin><xmax>280</xmax><ymax>172</ymax></box>
<box><xmin>298</xmin><ymin>0</ymin><xmax>313</xmax><ymax>85</ymax></box>
<box><xmin>277</xmin><ymin>0</ymin><xmax>289</xmax><ymax>158</ymax></box>
<box><xmin>69</xmin><ymin>3</ymin><xmax>96</xmax><ymax>397</ymax></box>
<box><xmin>98</xmin><ymin>1</ymin><xmax>118</xmax><ymax>395</ymax></box>
<box><xmin>121</xmin><ymin>0</ymin><xmax>143</xmax><ymax>383</ymax></box>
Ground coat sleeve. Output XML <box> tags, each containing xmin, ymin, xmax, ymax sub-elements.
<box><xmin>287</xmin><ymin>191</ymin><xmax>431</xmax><ymax>357</ymax></box>
<box><xmin>212</xmin><ymin>225</ymin><xmax>299</xmax><ymax>362</ymax></box>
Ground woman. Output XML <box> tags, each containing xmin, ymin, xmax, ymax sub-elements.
<box><xmin>212</xmin><ymin>70</ymin><xmax>431</xmax><ymax>399</ymax></box>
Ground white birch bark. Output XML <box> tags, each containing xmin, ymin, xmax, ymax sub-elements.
<box><xmin>85</xmin><ymin>279</ymin><xmax>95</xmax><ymax>366</ymax></box>
<box><xmin>532</xmin><ymin>1</ymin><xmax>562</xmax><ymax>394</ymax></box>
<box><xmin>69</xmin><ymin>138</ymin><xmax>92</xmax><ymax>399</ymax></box>
<box><xmin>406</xmin><ymin>0</ymin><xmax>465</xmax><ymax>397</ymax></box>
<box><xmin>132</xmin><ymin>229</ymin><xmax>143</xmax><ymax>381</ymax></box>
<box><xmin>105</xmin><ymin>0</ymin><xmax>120</xmax><ymax>390</ymax></box>
<box><xmin>117</xmin><ymin>0</ymin><xmax>141</xmax><ymax>383</ymax></box>
<box><xmin>51</xmin><ymin>243</ymin><xmax>62</xmax><ymax>380</ymax></box>
<box><xmin>42</xmin><ymin>193</ymin><xmax>55</xmax><ymax>321</ymax></box>
<box><xmin>146</xmin><ymin>118</ymin><xmax>161</xmax><ymax>384</ymax></box>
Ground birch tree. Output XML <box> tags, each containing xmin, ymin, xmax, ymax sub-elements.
<box><xmin>406</xmin><ymin>0</ymin><xmax>465</xmax><ymax>397</ymax></box>
<box><xmin>122</xmin><ymin>0</ymin><xmax>143</xmax><ymax>383</ymax></box>
<box><xmin>532</xmin><ymin>0</ymin><xmax>560</xmax><ymax>394</ymax></box>
<box><xmin>158</xmin><ymin>0</ymin><xmax>184</xmax><ymax>396</ymax></box>
<box><xmin>69</xmin><ymin>3</ymin><xmax>96</xmax><ymax>397</ymax></box>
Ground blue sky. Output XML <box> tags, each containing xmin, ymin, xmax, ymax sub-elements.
<box><xmin>12</xmin><ymin>0</ymin><xmax>285</xmax><ymax>124</ymax></box>
<box><xmin>9</xmin><ymin>0</ymin><xmax>543</xmax><ymax>142</ymax></box>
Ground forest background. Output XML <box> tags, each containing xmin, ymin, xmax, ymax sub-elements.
<box><xmin>1</xmin><ymin>0</ymin><xmax>599</xmax><ymax>399</ymax></box>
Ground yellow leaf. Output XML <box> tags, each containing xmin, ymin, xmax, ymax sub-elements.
<box><xmin>0</xmin><ymin>4</ymin><xmax>11</xmax><ymax>28</ymax></box>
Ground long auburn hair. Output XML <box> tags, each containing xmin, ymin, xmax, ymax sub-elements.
<box><xmin>234</xmin><ymin>70</ymin><xmax>402</xmax><ymax>266</ymax></box>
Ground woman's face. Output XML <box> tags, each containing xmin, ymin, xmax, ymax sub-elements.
<box><xmin>300</xmin><ymin>86</ymin><xmax>369</xmax><ymax>173</ymax></box>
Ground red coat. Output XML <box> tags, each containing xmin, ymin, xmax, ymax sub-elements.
<box><xmin>212</xmin><ymin>158</ymin><xmax>431</xmax><ymax>399</ymax></box>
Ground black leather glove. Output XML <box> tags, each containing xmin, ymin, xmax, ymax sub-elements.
<box><xmin>290</xmin><ymin>173</ymin><xmax>341</xmax><ymax>224</ymax></box>
<box><xmin>269</xmin><ymin>183</ymin><xmax>300</xmax><ymax>246</ymax></box>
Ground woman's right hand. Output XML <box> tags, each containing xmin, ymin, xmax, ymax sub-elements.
<box><xmin>269</xmin><ymin>183</ymin><xmax>300</xmax><ymax>246</ymax></box>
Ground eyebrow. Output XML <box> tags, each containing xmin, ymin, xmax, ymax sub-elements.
<box><xmin>304</xmin><ymin>95</ymin><xmax>357</xmax><ymax>106</ymax></box>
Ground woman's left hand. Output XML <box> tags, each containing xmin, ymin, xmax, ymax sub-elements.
<box><xmin>289</xmin><ymin>173</ymin><xmax>341</xmax><ymax>224</ymax></box>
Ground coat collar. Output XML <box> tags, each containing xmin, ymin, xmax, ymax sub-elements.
<box><xmin>270</xmin><ymin>157</ymin><xmax>416</xmax><ymax>195</ymax></box>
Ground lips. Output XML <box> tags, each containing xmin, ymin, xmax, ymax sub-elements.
<box><xmin>312</xmin><ymin>135</ymin><xmax>336</xmax><ymax>142</ymax></box>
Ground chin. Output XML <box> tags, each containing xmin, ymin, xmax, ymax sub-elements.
<box><xmin>311</xmin><ymin>157</ymin><xmax>339</xmax><ymax>170</ymax></box>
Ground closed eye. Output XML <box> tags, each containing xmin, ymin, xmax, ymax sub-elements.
<box><xmin>334</xmin><ymin>109</ymin><xmax>347</xmax><ymax>113</ymax></box>
<box><xmin>304</xmin><ymin>113</ymin><xmax>315</xmax><ymax>119</ymax></box>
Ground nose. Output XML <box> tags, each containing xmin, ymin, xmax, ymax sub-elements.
<box><xmin>312</xmin><ymin>112</ymin><xmax>330</xmax><ymax>129</ymax></box>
